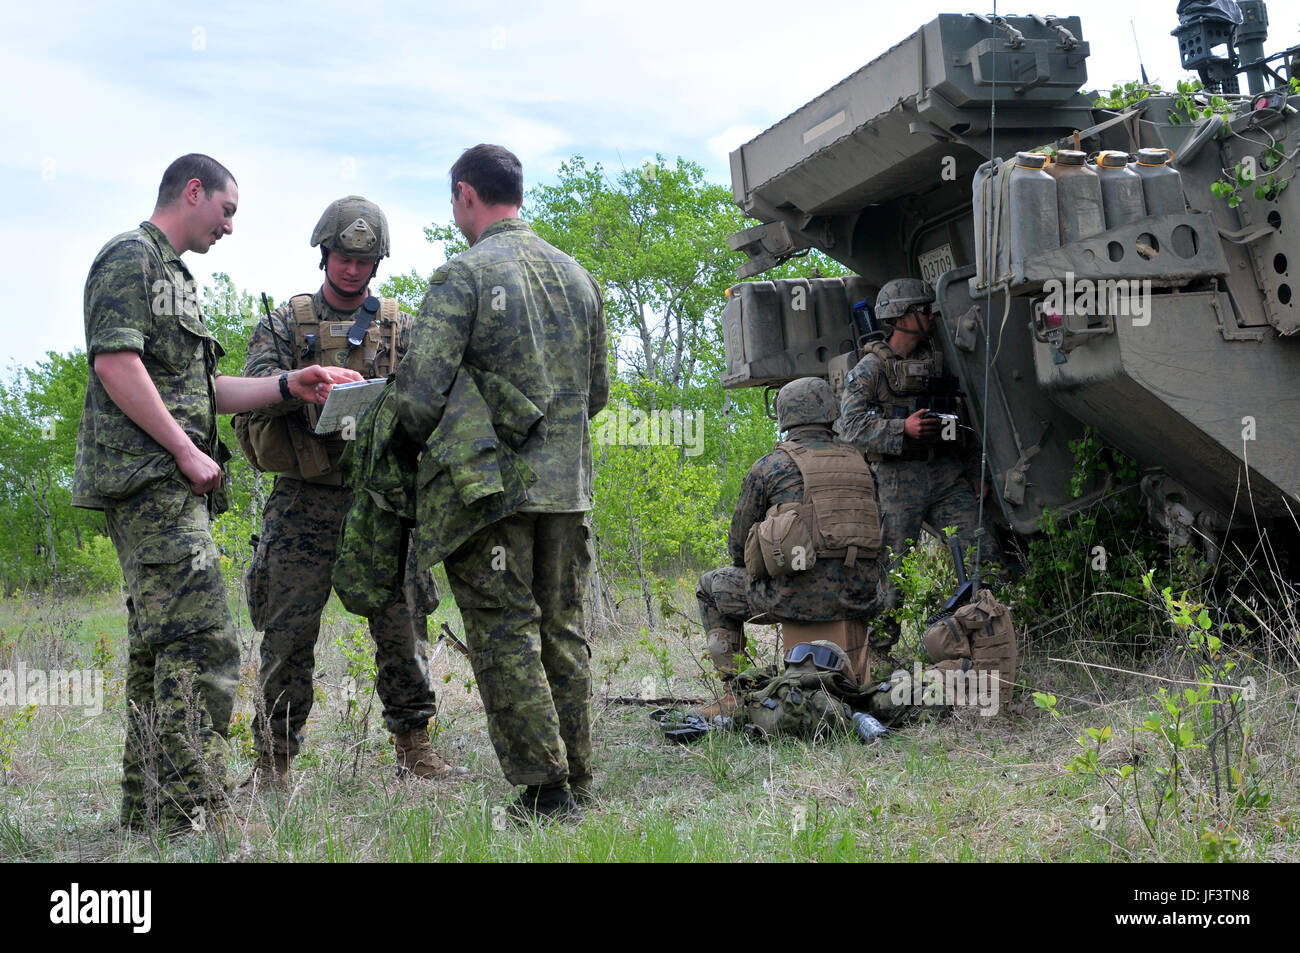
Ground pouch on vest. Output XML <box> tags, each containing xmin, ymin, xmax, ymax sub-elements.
<box><xmin>234</xmin><ymin>412</ymin><xmax>292</xmax><ymax>474</ymax></box>
<box><xmin>745</xmin><ymin>501</ymin><xmax>817</xmax><ymax>579</ymax></box>
<box><xmin>233</xmin><ymin>411</ymin><xmax>332</xmax><ymax>478</ymax></box>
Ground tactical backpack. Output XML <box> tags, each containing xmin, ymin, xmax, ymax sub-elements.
<box><xmin>729</xmin><ymin>656</ymin><xmax>879</xmax><ymax>740</ymax></box>
<box><xmin>922</xmin><ymin>587</ymin><xmax>1018</xmax><ymax>702</ymax></box>
<box><xmin>743</xmin><ymin>442</ymin><xmax>881</xmax><ymax>579</ymax></box>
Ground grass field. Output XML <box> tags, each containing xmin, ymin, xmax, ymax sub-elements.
<box><xmin>1</xmin><ymin>575</ymin><xmax>1297</xmax><ymax>863</ymax></box>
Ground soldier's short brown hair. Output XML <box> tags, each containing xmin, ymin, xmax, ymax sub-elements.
<box><xmin>156</xmin><ymin>154</ymin><xmax>237</xmax><ymax>208</ymax></box>
<box><xmin>450</xmin><ymin>144</ymin><xmax>523</xmax><ymax>207</ymax></box>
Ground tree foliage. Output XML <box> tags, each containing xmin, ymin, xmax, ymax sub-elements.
<box><xmin>0</xmin><ymin>351</ymin><xmax>103</xmax><ymax>593</ymax></box>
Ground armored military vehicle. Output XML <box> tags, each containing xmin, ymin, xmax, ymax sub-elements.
<box><xmin>718</xmin><ymin>2</ymin><xmax>1299</xmax><ymax>553</ymax></box>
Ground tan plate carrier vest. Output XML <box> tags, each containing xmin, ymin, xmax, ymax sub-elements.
<box><xmin>744</xmin><ymin>442</ymin><xmax>882</xmax><ymax>578</ymax></box>
<box><xmin>859</xmin><ymin>340</ymin><xmax>960</xmax><ymax>463</ymax></box>
<box><xmin>235</xmin><ymin>294</ymin><xmax>401</xmax><ymax>483</ymax></box>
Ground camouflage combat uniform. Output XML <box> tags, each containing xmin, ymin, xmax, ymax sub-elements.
<box><xmin>73</xmin><ymin>222</ymin><xmax>238</xmax><ymax>831</ymax></box>
<box><xmin>243</xmin><ymin>292</ymin><xmax>436</xmax><ymax>758</ymax></box>
<box><xmin>697</xmin><ymin>423</ymin><xmax>883</xmax><ymax>675</ymax></box>
<box><xmin>838</xmin><ymin>338</ymin><xmax>1003</xmax><ymax>639</ymax></box>
<box><xmin>394</xmin><ymin>217</ymin><xmax>608</xmax><ymax>790</ymax></box>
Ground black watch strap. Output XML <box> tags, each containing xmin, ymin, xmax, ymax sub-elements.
<box><xmin>279</xmin><ymin>372</ymin><xmax>292</xmax><ymax>401</ymax></box>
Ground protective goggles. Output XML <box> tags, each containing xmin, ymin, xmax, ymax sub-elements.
<box><xmin>783</xmin><ymin>642</ymin><xmax>846</xmax><ymax>672</ymax></box>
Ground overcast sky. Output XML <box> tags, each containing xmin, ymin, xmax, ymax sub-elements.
<box><xmin>3</xmin><ymin>0</ymin><xmax>1294</xmax><ymax>369</ymax></box>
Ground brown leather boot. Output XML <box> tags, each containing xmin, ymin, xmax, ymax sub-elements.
<box><xmin>694</xmin><ymin>687</ymin><xmax>741</xmax><ymax>721</ymax></box>
<box><xmin>239</xmin><ymin>750</ymin><xmax>291</xmax><ymax>792</ymax></box>
<box><xmin>393</xmin><ymin>728</ymin><xmax>467</xmax><ymax>779</ymax></box>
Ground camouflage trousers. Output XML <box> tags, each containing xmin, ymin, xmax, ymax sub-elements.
<box><xmin>106</xmin><ymin>480</ymin><xmax>239</xmax><ymax>832</ymax></box>
<box><xmin>696</xmin><ymin>567</ymin><xmax>774</xmax><ymax>677</ymax></box>
<box><xmin>254</xmin><ymin>478</ymin><xmax>436</xmax><ymax>757</ymax></box>
<box><xmin>443</xmin><ymin>511</ymin><xmax>592</xmax><ymax>788</ymax></box>
<box><xmin>872</xmin><ymin>454</ymin><xmax>1004</xmax><ymax>646</ymax></box>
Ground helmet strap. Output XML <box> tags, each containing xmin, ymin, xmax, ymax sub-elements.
<box><xmin>320</xmin><ymin>248</ymin><xmax>380</xmax><ymax>299</ymax></box>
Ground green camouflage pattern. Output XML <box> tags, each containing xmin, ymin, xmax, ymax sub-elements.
<box><xmin>393</xmin><ymin>216</ymin><xmax>604</xmax><ymax>789</ymax></box>
<box><xmin>393</xmin><ymin>217</ymin><xmax>609</xmax><ymax>512</ymax></box>
<box><xmin>332</xmin><ymin>380</ymin><xmax>418</xmax><ymax>615</ymax></box>
<box><xmin>873</xmin><ymin>277</ymin><xmax>935</xmax><ymax>323</ymax></box>
<box><xmin>729</xmin><ymin>659</ymin><xmax>862</xmax><ymax>740</ymax></box>
<box><xmin>107</xmin><ymin>482</ymin><xmax>238</xmax><ymax>831</ymax></box>
<box><xmin>444</xmin><ymin>512</ymin><xmax>592</xmax><ymax>787</ymax></box>
<box><xmin>415</xmin><ymin>365</ymin><xmax>540</xmax><ymax>569</ymax></box>
<box><xmin>74</xmin><ymin>222</ymin><xmax>223</xmax><ymax>510</ymax></box>
<box><xmin>774</xmin><ymin>376</ymin><xmax>839</xmax><ymax>430</ymax></box>
<box><xmin>253</xmin><ymin>479</ymin><xmax>436</xmax><ymax>758</ymax></box>
<box><xmin>697</xmin><ymin>424</ymin><xmax>883</xmax><ymax>675</ymax></box>
<box><xmin>311</xmin><ymin>195</ymin><xmax>390</xmax><ymax>258</ymax></box>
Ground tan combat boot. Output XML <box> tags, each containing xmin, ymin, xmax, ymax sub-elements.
<box><xmin>695</xmin><ymin>684</ymin><xmax>741</xmax><ymax>721</ymax></box>
<box><xmin>239</xmin><ymin>750</ymin><xmax>291</xmax><ymax>793</ymax></box>
<box><xmin>393</xmin><ymin>728</ymin><xmax>467</xmax><ymax>779</ymax></box>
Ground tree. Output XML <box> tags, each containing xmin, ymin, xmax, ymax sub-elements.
<box><xmin>521</xmin><ymin>156</ymin><xmax>742</xmax><ymax>388</ymax></box>
<box><xmin>0</xmin><ymin>351</ymin><xmax>106</xmax><ymax>592</ymax></box>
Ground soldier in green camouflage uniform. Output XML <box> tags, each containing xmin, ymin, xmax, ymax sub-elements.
<box><xmin>240</xmin><ymin>197</ymin><xmax>449</xmax><ymax>784</ymax></box>
<box><xmin>394</xmin><ymin>144</ymin><xmax>608</xmax><ymax>820</ymax></box>
<box><xmin>837</xmin><ymin>278</ymin><xmax>1003</xmax><ymax>650</ymax></box>
<box><xmin>72</xmin><ymin>155</ymin><xmax>361</xmax><ymax>832</ymax></box>
<box><xmin>697</xmin><ymin>377</ymin><xmax>884</xmax><ymax>716</ymax></box>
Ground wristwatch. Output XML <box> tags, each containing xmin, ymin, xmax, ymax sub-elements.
<box><xmin>279</xmin><ymin>372</ymin><xmax>292</xmax><ymax>401</ymax></box>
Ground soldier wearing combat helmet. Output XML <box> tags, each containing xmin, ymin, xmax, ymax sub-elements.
<box><xmin>236</xmin><ymin>196</ymin><xmax>461</xmax><ymax>787</ymax></box>
<box><xmin>837</xmin><ymin>277</ymin><xmax>1004</xmax><ymax>654</ymax></box>
<box><xmin>694</xmin><ymin>376</ymin><xmax>885</xmax><ymax>719</ymax></box>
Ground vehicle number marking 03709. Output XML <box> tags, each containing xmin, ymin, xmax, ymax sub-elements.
<box><xmin>918</xmin><ymin>244</ymin><xmax>954</xmax><ymax>287</ymax></box>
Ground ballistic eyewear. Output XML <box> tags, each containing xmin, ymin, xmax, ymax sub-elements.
<box><xmin>783</xmin><ymin>642</ymin><xmax>846</xmax><ymax>672</ymax></box>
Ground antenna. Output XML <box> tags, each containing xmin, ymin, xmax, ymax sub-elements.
<box><xmin>1131</xmin><ymin>19</ymin><xmax>1150</xmax><ymax>84</ymax></box>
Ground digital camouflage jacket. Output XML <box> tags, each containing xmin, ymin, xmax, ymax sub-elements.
<box><xmin>74</xmin><ymin>222</ymin><xmax>223</xmax><ymax>509</ymax></box>
<box><xmin>393</xmin><ymin>218</ymin><xmax>609</xmax><ymax>512</ymax></box>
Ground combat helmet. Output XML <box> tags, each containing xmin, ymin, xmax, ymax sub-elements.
<box><xmin>775</xmin><ymin>377</ymin><xmax>839</xmax><ymax>430</ymax></box>
<box><xmin>311</xmin><ymin>196</ymin><xmax>390</xmax><ymax>259</ymax></box>
<box><xmin>874</xmin><ymin>278</ymin><xmax>935</xmax><ymax>325</ymax></box>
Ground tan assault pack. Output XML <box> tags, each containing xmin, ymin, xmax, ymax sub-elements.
<box><xmin>234</xmin><ymin>294</ymin><xmax>403</xmax><ymax>480</ymax></box>
<box><xmin>744</xmin><ymin>442</ymin><xmax>881</xmax><ymax>579</ymax></box>
<box><xmin>922</xmin><ymin>588</ymin><xmax>1019</xmax><ymax>701</ymax></box>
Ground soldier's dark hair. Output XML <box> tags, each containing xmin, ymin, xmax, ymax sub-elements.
<box><xmin>155</xmin><ymin>154</ymin><xmax>237</xmax><ymax>208</ymax></box>
<box><xmin>449</xmin><ymin>144</ymin><xmax>523</xmax><ymax>207</ymax></box>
